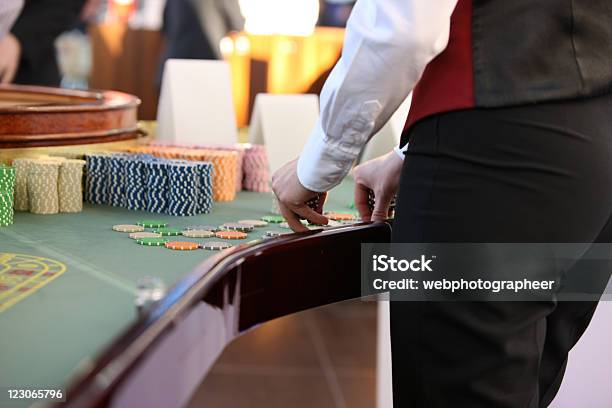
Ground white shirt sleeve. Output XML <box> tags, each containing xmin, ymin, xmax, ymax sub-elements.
<box><xmin>0</xmin><ymin>0</ymin><xmax>23</xmax><ymax>40</ymax></box>
<box><xmin>297</xmin><ymin>0</ymin><xmax>458</xmax><ymax>192</ymax></box>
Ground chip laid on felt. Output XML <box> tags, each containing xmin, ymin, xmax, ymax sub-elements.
<box><xmin>238</xmin><ymin>219</ymin><xmax>268</xmax><ymax>227</ymax></box>
<box><xmin>129</xmin><ymin>232</ymin><xmax>163</xmax><ymax>240</ymax></box>
<box><xmin>262</xmin><ymin>215</ymin><xmax>284</xmax><ymax>223</ymax></box>
<box><xmin>181</xmin><ymin>230</ymin><xmax>215</xmax><ymax>238</ymax></box>
<box><xmin>215</xmin><ymin>230</ymin><xmax>248</xmax><ymax>240</ymax></box>
<box><xmin>153</xmin><ymin>227</ymin><xmax>182</xmax><ymax>236</ymax></box>
<box><xmin>200</xmin><ymin>241</ymin><xmax>233</xmax><ymax>250</ymax></box>
<box><xmin>137</xmin><ymin>220</ymin><xmax>168</xmax><ymax>228</ymax></box>
<box><xmin>113</xmin><ymin>224</ymin><xmax>145</xmax><ymax>233</ymax></box>
<box><xmin>325</xmin><ymin>212</ymin><xmax>356</xmax><ymax>222</ymax></box>
<box><xmin>185</xmin><ymin>225</ymin><xmax>219</xmax><ymax>232</ymax></box>
<box><xmin>136</xmin><ymin>237</ymin><xmax>170</xmax><ymax>247</ymax></box>
<box><xmin>220</xmin><ymin>223</ymin><xmax>254</xmax><ymax>232</ymax></box>
<box><xmin>164</xmin><ymin>241</ymin><xmax>200</xmax><ymax>251</ymax></box>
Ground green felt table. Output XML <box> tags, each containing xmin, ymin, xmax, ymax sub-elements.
<box><xmin>0</xmin><ymin>181</ymin><xmax>356</xmax><ymax>404</ymax></box>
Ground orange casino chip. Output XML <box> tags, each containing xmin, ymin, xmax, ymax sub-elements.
<box><xmin>325</xmin><ymin>212</ymin><xmax>356</xmax><ymax>221</ymax></box>
<box><xmin>164</xmin><ymin>241</ymin><xmax>200</xmax><ymax>251</ymax></box>
<box><xmin>215</xmin><ymin>230</ymin><xmax>248</xmax><ymax>240</ymax></box>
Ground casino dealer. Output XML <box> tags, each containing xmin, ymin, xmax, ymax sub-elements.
<box><xmin>272</xmin><ymin>0</ymin><xmax>612</xmax><ymax>406</ymax></box>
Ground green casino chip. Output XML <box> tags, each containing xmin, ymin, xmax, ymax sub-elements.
<box><xmin>220</xmin><ymin>222</ymin><xmax>254</xmax><ymax>232</ymax></box>
<box><xmin>152</xmin><ymin>227</ymin><xmax>182</xmax><ymax>236</ymax></box>
<box><xmin>136</xmin><ymin>237</ymin><xmax>169</xmax><ymax>246</ymax></box>
<box><xmin>137</xmin><ymin>220</ymin><xmax>168</xmax><ymax>228</ymax></box>
<box><xmin>261</xmin><ymin>215</ymin><xmax>285</xmax><ymax>223</ymax></box>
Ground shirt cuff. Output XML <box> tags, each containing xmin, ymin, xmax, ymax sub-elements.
<box><xmin>297</xmin><ymin>121</ymin><xmax>356</xmax><ymax>193</ymax></box>
<box><xmin>394</xmin><ymin>143</ymin><xmax>408</xmax><ymax>160</ymax></box>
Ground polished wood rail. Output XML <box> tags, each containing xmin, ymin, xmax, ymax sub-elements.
<box><xmin>61</xmin><ymin>222</ymin><xmax>392</xmax><ymax>408</ymax></box>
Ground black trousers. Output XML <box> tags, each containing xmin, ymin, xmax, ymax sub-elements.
<box><xmin>391</xmin><ymin>93</ymin><xmax>612</xmax><ymax>407</ymax></box>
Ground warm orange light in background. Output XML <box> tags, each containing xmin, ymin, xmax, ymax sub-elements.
<box><xmin>89</xmin><ymin>0</ymin><xmax>346</xmax><ymax>126</ymax></box>
<box><xmin>109</xmin><ymin>0</ymin><xmax>136</xmax><ymax>24</ymax></box>
<box><xmin>222</xmin><ymin>28</ymin><xmax>345</xmax><ymax>126</ymax></box>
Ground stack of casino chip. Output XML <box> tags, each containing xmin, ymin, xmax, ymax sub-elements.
<box><xmin>126</xmin><ymin>146</ymin><xmax>238</xmax><ymax>202</ymax></box>
<box><xmin>150</xmin><ymin>142</ymin><xmax>246</xmax><ymax>193</ymax></box>
<box><xmin>107</xmin><ymin>155</ymin><xmax>128</xmax><ymax>207</ymax></box>
<box><xmin>0</xmin><ymin>164</ymin><xmax>16</xmax><ymax>226</ymax></box>
<box><xmin>84</xmin><ymin>154</ymin><xmax>111</xmax><ymax>205</ymax></box>
<box><xmin>124</xmin><ymin>155</ymin><xmax>149</xmax><ymax>211</ymax></box>
<box><xmin>242</xmin><ymin>144</ymin><xmax>271</xmax><ymax>192</ymax></box>
<box><xmin>189</xmin><ymin>144</ymin><xmax>245</xmax><ymax>193</ymax></box>
<box><xmin>11</xmin><ymin>157</ymin><xmax>86</xmax><ymax>215</ymax></box>
<box><xmin>58</xmin><ymin>159</ymin><xmax>86</xmax><ymax>213</ymax></box>
<box><xmin>194</xmin><ymin>161</ymin><xmax>213</xmax><ymax>213</ymax></box>
<box><xmin>144</xmin><ymin>159</ymin><xmax>169</xmax><ymax>213</ymax></box>
<box><xmin>84</xmin><ymin>153</ymin><xmax>214</xmax><ymax>216</ymax></box>
<box><xmin>144</xmin><ymin>143</ymin><xmax>270</xmax><ymax>193</ymax></box>
<box><xmin>12</xmin><ymin>158</ymin><xmax>32</xmax><ymax>211</ymax></box>
<box><xmin>181</xmin><ymin>149</ymin><xmax>237</xmax><ymax>202</ymax></box>
<box><xmin>228</xmin><ymin>147</ymin><xmax>245</xmax><ymax>192</ymax></box>
<box><xmin>167</xmin><ymin>162</ymin><xmax>199</xmax><ymax>216</ymax></box>
<box><xmin>27</xmin><ymin>161</ymin><xmax>61</xmax><ymax>214</ymax></box>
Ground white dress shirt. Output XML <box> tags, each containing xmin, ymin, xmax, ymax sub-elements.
<box><xmin>297</xmin><ymin>0</ymin><xmax>458</xmax><ymax>192</ymax></box>
<box><xmin>0</xmin><ymin>0</ymin><xmax>23</xmax><ymax>40</ymax></box>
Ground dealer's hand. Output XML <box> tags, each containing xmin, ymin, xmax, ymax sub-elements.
<box><xmin>0</xmin><ymin>33</ymin><xmax>21</xmax><ymax>84</ymax></box>
<box><xmin>272</xmin><ymin>159</ymin><xmax>329</xmax><ymax>232</ymax></box>
<box><xmin>353</xmin><ymin>150</ymin><xmax>403</xmax><ymax>222</ymax></box>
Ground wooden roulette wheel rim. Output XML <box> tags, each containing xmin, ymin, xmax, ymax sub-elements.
<box><xmin>0</xmin><ymin>84</ymin><xmax>142</xmax><ymax>148</ymax></box>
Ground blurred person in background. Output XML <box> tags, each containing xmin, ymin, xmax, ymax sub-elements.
<box><xmin>318</xmin><ymin>0</ymin><xmax>355</xmax><ymax>27</ymax></box>
<box><xmin>0</xmin><ymin>0</ymin><xmax>24</xmax><ymax>83</ymax></box>
<box><xmin>55</xmin><ymin>0</ymin><xmax>102</xmax><ymax>89</ymax></box>
<box><xmin>157</xmin><ymin>0</ymin><xmax>244</xmax><ymax>85</ymax></box>
<box><xmin>4</xmin><ymin>0</ymin><xmax>86</xmax><ymax>86</ymax></box>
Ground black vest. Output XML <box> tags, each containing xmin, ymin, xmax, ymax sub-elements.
<box><xmin>403</xmin><ymin>0</ymin><xmax>612</xmax><ymax>141</ymax></box>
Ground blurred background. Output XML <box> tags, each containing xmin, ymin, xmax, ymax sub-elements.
<box><xmin>45</xmin><ymin>0</ymin><xmax>355</xmax><ymax>126</ymax></box>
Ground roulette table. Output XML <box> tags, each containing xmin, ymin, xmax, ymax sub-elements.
<box><xmin>0</xmin><ymin>85</ymin><xmax>141</xmax><ymax>148</ymax></box>
<box><xmin>0</xmin><ymin>85</ymin><xmax>391</xmax><ymax>408</ymax></box>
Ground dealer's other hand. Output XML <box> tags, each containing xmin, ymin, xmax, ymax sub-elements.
<box><xmin>0</xmin><ymin>33</ymin><xmax>21</xmax><ymax>84</ymax></box>
<box><xmin>272</xmin><ymin>159</ymin><xmax>329</xmax><ymax>232</ymax></box>
<box><xmin>353</xmin><ymin>150</ymin><xmax>403</xmax><ymax>222</ymax></box>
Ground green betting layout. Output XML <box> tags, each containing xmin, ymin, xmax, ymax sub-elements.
<box><xmin>0</xmin><ymin>182</ymin><xmax>357</xmax><ymax>397</ymax></box>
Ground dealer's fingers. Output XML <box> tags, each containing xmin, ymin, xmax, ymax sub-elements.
<box><xmin>279</xmin><ymin>202</ymin><xmax>309</xmax><ymax>232</ymax></box>
<box><xmin>371</xmin><ymin>190</ymin><xmax>393</xmax><ymax>222</ymax></box>
<box><xmin>2</xmin><ymin>62</ymin><xmax>16</xmax><ymax>84</ymax></box>
<box><xmin>355</xmin><ymin>183</ymin><xmax>373</xmax><ymax>222</ymax></box>
<box><xmin>291</xmin><ymin>204</ymin><xmax>329</xmax><ymax>226</ymax></box>
<box><xmin>0</xmin><ymin>65</ymin><xmax>7</xmax><ymax>84</ymax></box>
<box><xmin>314</xmin><ymin>192</ymin><xmax>328</xmax><ymax>214</ymax></box>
